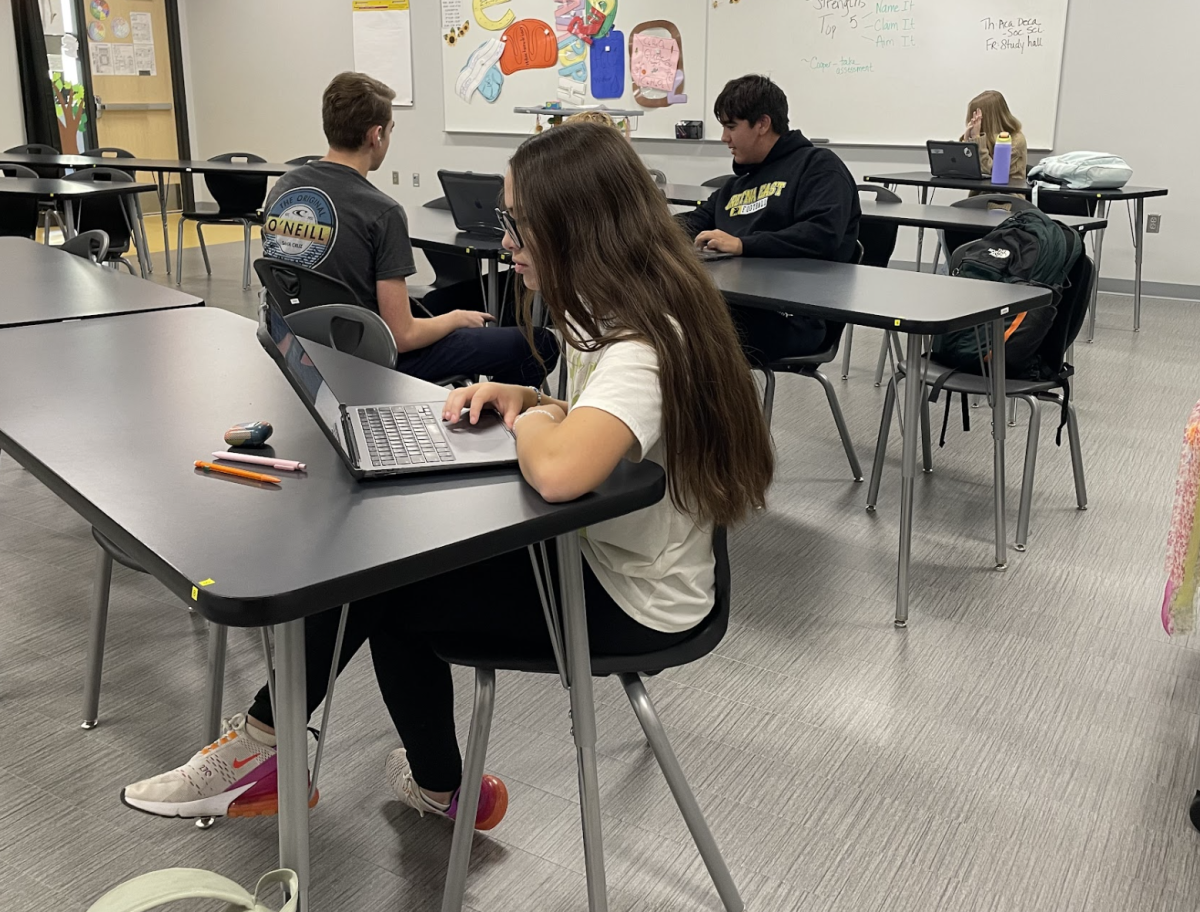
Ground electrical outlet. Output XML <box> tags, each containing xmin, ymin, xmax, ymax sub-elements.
<box><xmin>1146</xmin><ymin>214</ymin><xmax>1162</xmax><ymax>234</ymax></box>
<box><xmin>412</xmin><ymin>173</ymin><xmax>420</xmax><ymax>188</ymax></box>
<box><xmin>391</xmin><ymin>171</ymin><xmax>399</xmax><ymax>185</ymax></box>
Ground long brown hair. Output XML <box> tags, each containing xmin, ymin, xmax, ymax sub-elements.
<box><xmin>509</xmin><ymin>122</ymin><xmax>774</xmax><ymax>527</ymax></box>
<box><xmin>967</xmin><ymin>90</ymin><xmax>1023</xmax><ymax>155</ymax></box>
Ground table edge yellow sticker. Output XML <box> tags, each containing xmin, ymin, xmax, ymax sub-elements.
<box><xmin>894</xmin><ymin>319</ymin><xmax>901</xmax><ymax>326</ymax></box>
<box><xmin>191</xmin><ymin>578</ymin><xmax>216</xmax><ymax>601</ymax></box>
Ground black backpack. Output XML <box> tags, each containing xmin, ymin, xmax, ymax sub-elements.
<box><xmin>932</xmin><ymin>209</ymin><xmax>1082</xmax><ymax>374</ymax></box>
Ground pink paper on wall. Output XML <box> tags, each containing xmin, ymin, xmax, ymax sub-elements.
<box><xmin>630</xmin><ymin>33</ymin><xmax>679</xmax><ymax>93</ymax></box>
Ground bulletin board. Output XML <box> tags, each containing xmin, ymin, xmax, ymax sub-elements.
<box><xmin>439</xmin><ymin>0</ymin><xmax>709</xmax><ymax>138</ymax></box>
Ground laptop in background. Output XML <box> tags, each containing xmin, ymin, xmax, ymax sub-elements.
<box><xmin>256</xmin><ymin>302</ymin><xmax>517</xmax><ymax>479</ymax></box>
<box><xmin>437</xmin><ymin>170</ymin><xmax>506</xmax><ymax>239</ymax></box>
<box><xmin>927</xmin><ymin>141</ymin><xmax>984</xmax><ymax>180</ymax></box>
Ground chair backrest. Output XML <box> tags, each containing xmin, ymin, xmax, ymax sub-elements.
<box><xmin>0</xmin><ymin>170</ymin><xmax>40</xmax><ymax>238</ymax></box>
<box><xmin>59</xmin><ymin>229</ymin><xmax>111</xmax><ymax>264</ymax></box>
<box><xmin>254</xmin><ymin>257</ymin><xmax>359</xmax><ymax>316</ymax></box>
<box><xmin>286</xmin><ymin>155</ymin><xmax>323</xmax><ymax>165</ymax></box>
<box><xmin>5</xmin><ymin>143</ymin><xmax>62</xmax><ymax>179</ymax></box>
<box><xmin>64</xmin><ymin>167</ymin><xmax>134</xmax><ymax>252</ymax></box>
<box><xmin>647</xmin><ymin>168</ymin><xmax>667</xmax><ymax>187</ymax></box>
<box><xmin>942</xmin><ymin>193</ymin><xmax>1036</xmax><ymax>258</ymax></box>
<box><xmin>1034</xmin><ymin>251</ymin><xmax>1094</xmax><ymax>369</ymax></box>
<box><xmin>702</xmin><ymin>175</ymin><xmax>732</xmax><ymax>189</ymax></box>
<box><xmin>857</xmin><ymin>184</ymin><xmax>902</xmax><ymax>203</ymax></box>
<box><xmin>855</xmin><ymin>185</ymin><xmax>900</xmax><ymax>269</ymax></box>
<box><xmin>204</xmin><ymin>152</ymin><xmax>269</xmax><ymax>214</ymax></box>
<box><xmin>285</xmin><ymin>303</ymin><xmax>398</xmax><ymax>369</ymax></box>
<box><xmin>81</xmin><ymin>146</ymin><xmax>136</xmax><ymax>179</ymax></box>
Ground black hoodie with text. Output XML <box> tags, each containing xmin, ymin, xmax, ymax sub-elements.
<box><xmin>678</xmin><ymin>131</ymin><xmax>861</xmax><ymax>261</ymax></box>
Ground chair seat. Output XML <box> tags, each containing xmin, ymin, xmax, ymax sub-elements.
<box><xmin>182</xmin><ymin>205</ymin><xmax>262</xmax><ymax>222</ymax></box>
<box><xmin>431</xmin><ymin>605</ymin><xmax>727</xmax><ymax>676</ymax></box>
<box><xmin>765</xmin><ymin>343</ymin><xmax>840</xmax><ymax>372</ymax></box>
<box><xmin>91</xmin><ymin>528</ymin><xmax>146</xmax><ymax>574</ymax></box>
<box><xmin>898</xmin><ymin>356</ymin><xmax>1064</xmax><ymax>397</ymax></box>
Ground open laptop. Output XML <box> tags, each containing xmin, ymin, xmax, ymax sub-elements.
<box><xmin>437</xmin><ymin>170</ymin><xmax>506</xmax><ymax>239</ymax></box>
<box><xmin>927</xmin><ymin>141</ymin><xmax>984</xmax><ymax>180</ymax></box>
<box><xmin>256</xmin><ymin>302</ymin><xmax>517</xmax><ymax>479</ymax></box>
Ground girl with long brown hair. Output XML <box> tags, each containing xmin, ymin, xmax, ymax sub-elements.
<box><xmin>122</xmin><ymin>121</ymin><xmax>772</xmax><ymax>834</ymax></box>
<box><xmin>962</xmin><ymin>89</ymin><xmax>1028</xmax><ymax>182</ymax></box>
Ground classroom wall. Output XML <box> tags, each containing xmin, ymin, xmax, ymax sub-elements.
<box><xmin>0</xmin><ymin>8</ymin><xmax>27</xmax><ymax>147</ymax></box>
<box><xmin>179</xmin><ymin>0</ymin><xmax>1196</xmax><ymax>295</ymax></box>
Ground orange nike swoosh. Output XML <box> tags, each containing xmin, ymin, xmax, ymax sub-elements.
<box><xmin>232</xmin><ymin>756</ymin><xmax>256</xmax><ymax>769</ymax></box>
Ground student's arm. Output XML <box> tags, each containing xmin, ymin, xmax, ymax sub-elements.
<box><xmin>739</xmin><ymin>165</ymin><xmax>858</xmax><ymax>259</ymax></box>
<box><xmin>377</xmin><ymin>278</ymin><xmax>491</xmax><ymax>354</ymax></box>
<box><xmin>675</xmin><ymin>191</ymin><xmax>718</xmax><ymax>238</ymax></box>
<box><xmin>974</xmin><ymin>137</ymin><xmax>995</xmax><ymax>176</ymax></box>
<box><xmin>373</xmin><ymin>206</ymin><xmax>490</xmax><ymax>353</ymax></box>
<box><xmin>1010</xmin><ymin>133</ymin><xmax>1029</xmax><ymax>179</ymax></box>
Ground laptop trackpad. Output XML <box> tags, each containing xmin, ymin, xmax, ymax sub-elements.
<box><xmin>442</xmin><ymin>407</ymin><xmax>518</xmax><ymax>461</ymax></box>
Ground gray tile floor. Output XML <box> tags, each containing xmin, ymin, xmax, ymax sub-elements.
<box><xmin>3</xmin><ymin>241</ymin><xmax>1200</xmax><ymax>910</ymax></box>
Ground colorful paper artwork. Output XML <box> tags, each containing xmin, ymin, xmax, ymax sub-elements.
<box><xmin>111</xmin><ymin>16</ymin><xmax>129</xmax><ymax>39</ymax></box>
<box><xmin>456</xmin><ymin>38</ymin><xmax>505</xmax><ymax>101</ymax></box>
<box><xmin>499</xmin><ymin>19</ymin><xmax>557</xmax><ymax>74</ymax></box>
<box><xmin>630</xmin><ymin>33</ymin><xmax>678</xmax><ymax>92</ymax></box>
<box><xmin>472</xmin><ymin>0</ymin><xmax>514</xmax><ymax>31</ymax></box>
<box><xmin>589</xmin><ymin>29</ymin><xmax>624</xmax><ymax>98</ymax></box>
<box><xmin>87</xmin><ymin>21</ymin><xmax>106</xmax><ymax>42</ymax></box>
<box><xmin>89</xmin><ymin>0</ymin><xmax>109</xmax><ymax>20</ymax></box>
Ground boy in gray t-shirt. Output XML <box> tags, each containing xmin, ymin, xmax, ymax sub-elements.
<box><xmin>259</xmin><ymin>72</ymin><xmax>557</xmax><ymax>387</ymax></box>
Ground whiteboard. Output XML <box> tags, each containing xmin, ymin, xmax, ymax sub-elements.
<box><xmin>352</xmin><ymin>1</ymin><xmax>414</xmax><ymax>106</ymax></box>
<box><xmin>706</xmin><ymin>0</ymin><xmax>1069</xmax><ymax>149</ymax></box>
<box><xmin>440</xmin><ymin>0</ymin><xmax>709</xmax><ymax>138</ymax></box>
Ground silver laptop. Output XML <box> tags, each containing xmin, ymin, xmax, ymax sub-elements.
<box><xmin>257</xmin><ymin>302</ymin><xmax>517</xmax><ymax>479</ymax></box>
<box><xmin>927</xmin><ymin>141</ymin><xmax>984</xmax><ymax>180</ymax></box>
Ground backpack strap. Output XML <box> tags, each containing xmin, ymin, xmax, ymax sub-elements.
<box><xmin>86</xmin><ymin>867</ymin><xmax>299</xmax><ymax>912</ymax></box>
<box><xmin>1054</xmin><ymin>363</ymin><xmax>1076</xmax><ymax>446</ymax></box>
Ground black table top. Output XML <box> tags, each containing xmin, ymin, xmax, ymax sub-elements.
<box><xmin>405</xmin><ymin>207</ymin><xmax>511</xmax><ymax>261</ymax></box>
<box><xmin>863</xmin><ymin>172</ymin><xmax>1169</xmax><ymax>200</ymax></box>
<box><xmin>1</xmin><ymin>237</ymin><xmax>202</xmax><ymax>326</ymax></box>
<box><xmin>0</xmin><ymin>307</ymin><xmax>664</xmax><ymax>626</ymax></box>
<box><xmin>0</xmin><ymin>177</ymin><xmax>157</xmax><ymax>198</ymax></box>
<box><xmin>0</xmin><ymin>151</ymin><xmax>296</xmax><ymax>177</ymax></box>
<box><xmin>705</xmin><ymin>258</ymin><xmax>1052</xmax><ymax>334</ymax></box>
<box><xmin>858</xmin><ymin>200</ymin><xmax>1108</xmax><ymax>233</ymax></box>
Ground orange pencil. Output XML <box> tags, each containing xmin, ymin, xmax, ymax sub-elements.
<box><xmin>194</xmin><ymin>460</ymin><xmax>281</xmax><ymax>485</ymax></box>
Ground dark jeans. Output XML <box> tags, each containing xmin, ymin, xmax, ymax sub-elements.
<box><xmin>247</xmin><ymin>547</ymin><xmax>690</xmax><ymax>792</ymax></box>
<box><xmin>729</xmin><ymin>306</ymin><xmax>826</xmax><ymax>364</ymax></box>
<box><xmin>395</xmin><ymin>325</ymin><xmax>558</xmax><ymax>387</ymax></box>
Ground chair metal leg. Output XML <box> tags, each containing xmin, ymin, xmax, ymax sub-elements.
<box><xmin>175</xmin><ymin>217</ymin><xmax>185</xmax><ymax>285</ymax></box>
<box><xmin>866</xmin><ymin>376</ymin><xmax>897</xmax><ymax>510</ymax></box>
<box><xmin>134</xmin><ymin>196</ymin><xmax>152</xmax><ymax>274</ymax></box>
<box><xmin>620</xmin><ymin>673</ymin><xmax>744</xmax><ymax>912</ymax></box>
<box><xmin>841</xmin><ymin>326</ymin><xmax>853</xmax><ymax>380</ymax></box>
<box><xmin>761</xmin><ymin>368</ymin><xmax>776</xmax><ymax>429</ymax></box>
<box><xmin>1007</xmin><ymin>396</ymin><xmax>1018</xmax><ymax>428</ymax></box>
<box><xmin>81</xmin><ymin>547</ymin><xmax>114</xmax><ymax>730</ymax></box>
<box><xmin>873</xmin><ymin>332</ymin><xmax>890</xmax><ymax>387</ymax></box>
<box><xmin>119</xmin><ymin>257</ymin><xmax>137</xmax><ymax>276</ymax></box>
<box><xmin>1065</xmin><ymin>400</ymin><xmax>1088</xmax><ymax>510</ymax></box>
<box><xmin>441</xmin><ymin>668</ymin><xmax>497</xmax><ymax>912</ymax></box>
<box><xmin>1014</xmin><ymin>395</ymin><xmax>1041</xmax><ymax>553</ymax></box>
<box><xmin>920</xmin><ymin>392</ymin><xmax>933</xmax><ymax>474</ymax></box>
<box><xmin>242</xmin><ymin>221</ymin><xmax>252</xmax><ymax>290</ymax></box>
<box><xmin>931</xmin><ymin>237</ymin><xmax>943</xmax><ymax>273</ymax></box>
<box><xmin>196</xmin><ymin>224</ymin><xmax>212</xmax><ymax>275</ymax></box>
<box><xmin>811</xmin><ymin>368</ymin><xmax>862</xmax><ymax>481</ymax></box>
<box><xmin>202</xmin><ymin>623</ymin><xmax>228</xmax><ymax>742</ymax></box>
<box><xmin>42</xmin><ymin>209</ymin><xmax>53</xmax><ymax>245</ymax></box>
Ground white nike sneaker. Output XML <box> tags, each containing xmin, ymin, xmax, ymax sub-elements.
<box><xmin>384</xmin><ymin>747</ymin><xmax>508</xmax><ymax>831</ymax></box>
<box><xmin>121</xmin><ymin>713</ymin><xmax>317</xmax><ymax>819</ymax></box>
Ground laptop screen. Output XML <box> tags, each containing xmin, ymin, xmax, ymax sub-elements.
<box><xmin>260</xmin><ymin>303</ymin><xmax>343</xmax><ymax>443</ymax></box>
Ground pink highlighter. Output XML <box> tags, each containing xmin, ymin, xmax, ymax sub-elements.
<box><xmin>213</xmin><ymin>451</ymin><xmax>306</xmax><ymax>472</ymax></box>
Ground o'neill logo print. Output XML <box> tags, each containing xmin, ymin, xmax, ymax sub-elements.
<box><xmin>262</xmin><ymin>187</ymin><xmax>337</xmax><ymax>268</ymax></box>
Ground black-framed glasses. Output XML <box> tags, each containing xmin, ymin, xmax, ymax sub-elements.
<box><xmin>495</xmin><ymin>207</ymin><xmax>523</xmax><ymax>249</ymax></box>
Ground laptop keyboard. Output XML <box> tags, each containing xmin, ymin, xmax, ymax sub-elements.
<box><xmin>358</xmin><ymin>405</ymin><xmax>456</xmax><ymax>467</ymax></box>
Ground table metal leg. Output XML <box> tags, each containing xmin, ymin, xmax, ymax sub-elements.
<box><xmin>486</xmin><ymin>260</ymin><xmax>500</xmax><ymax>320</ymax></box>
<box><xmin>894</xmin><ymin>332</ymin><xmax>924</xmax><ymax>627</ymax></box>
<box><xmin>202</xmin><ymin>623</ymin><xmax>228</xmax><ymax>743</ymax></box>
<box><xmin>156</xmin><ymin>171</ymin><xmax>172</xmax><ymax>276</ymax></box>
<box><xmin>556</xmin><ymin>532</ymin><xmax>608</xmax><ymax>912</ymax></box>
<box><xmin>275</xmin><ymin>619</ymin><xmax>310</xmax><ymax>911</ymax></box>
<box><xmin>1133</xmin><ymin>198</ymin><xmax>1145</xmax><ymax>332</ymax></box>
<box><xmin>1086</xmin><ymin>201</ymin><xmax>1109</xmax><ymax>342</ymax></box>
<box><xmin>126</xmin><ymin>197</ymin><xmax>149</xmax><ymax>279</ymax></box>
<box><xmin>914</xmin><ymin>187</ymin><xmax>928</xmax><ymax>272</ymax></box>
<box><xmin>63</xmin><ymin>200</ymin><xmax>77</xmax><ymax>239</ymax></box>
<box><xmin>990</xmin><ymin>318</ymin><xmax>1008</xmax><ymax>571</ymax></box>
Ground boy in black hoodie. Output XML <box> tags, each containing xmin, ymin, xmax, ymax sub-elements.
<box><xmin>677</xmin><ymin>75</ymin><xmax>861</xmax><ymax>360</ymax></box>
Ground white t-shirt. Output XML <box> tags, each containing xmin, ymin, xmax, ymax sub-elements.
<box><xmin>566</xmin><ymin>328</ymin><xmax>715</xmax><ymax>634</ymax></box>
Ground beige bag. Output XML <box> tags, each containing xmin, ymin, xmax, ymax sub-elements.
<box><xmin>87</xmin><ymin>868</ymin><xmax>298</xmax><ymax>912</ymax></box>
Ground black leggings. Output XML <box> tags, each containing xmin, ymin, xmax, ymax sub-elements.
<box><xmin>248</xmin><ymin>546</ymin><xmax>691</xmax><ymax>793</ymax></box>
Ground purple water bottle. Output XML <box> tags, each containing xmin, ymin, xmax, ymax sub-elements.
<box><xmin>991</xmin><ymin>132</ymin><xmax>1013</xmax><ymax>185</ymax></box>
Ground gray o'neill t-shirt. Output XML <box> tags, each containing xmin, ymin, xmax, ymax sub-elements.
<box><xmin>261</xmin><ymin>160</ymin><xmax>416</xmax><ymax>313</ymax></box>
